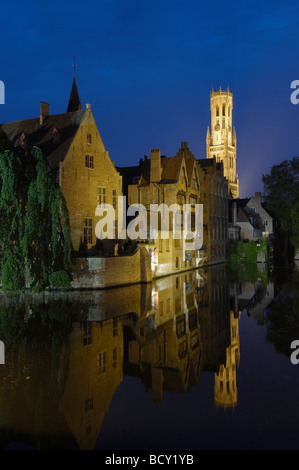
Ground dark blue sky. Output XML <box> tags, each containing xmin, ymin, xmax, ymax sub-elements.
<box><xmin>1</xmin><ymin>0</ymin><xmax>299</xmax><ymax>197</ymax></box>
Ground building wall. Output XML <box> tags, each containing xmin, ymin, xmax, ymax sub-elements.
<box><xmin>71</xmin><ymin>246</ymin><xmax>152</xmax><ymax>289</ymax></box>
<box><xmin>198</xmin><ymin>160</ymin><xmax>228</xmax><ymax>265</ymax></box>
<box><xmin>127</xmin><ymin>149</ymin><xmax>202</xmax><ymax>278</ymax></box>
<box><xmin>235</xmin><ymin>221</ymin><xmax>255</xmax><ymax>241</ymax></box>
<box><xmin>59</xmin><ymin>106</ymin><xmax>123</xmax><ymax>251</ymax></box>
<box><xmin>246</xmin><ymin>192</ymin><xmax>273</xmax><ymax>236</ymax></box>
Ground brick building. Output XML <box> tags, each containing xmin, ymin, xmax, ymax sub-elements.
<box><xmin>0</xmin><ymin>74</ymin><xmax>123</xmax><ymax>251</ymax></box>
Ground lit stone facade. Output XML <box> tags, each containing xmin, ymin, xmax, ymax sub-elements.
<box><xmin>206</xmin><ymin>87</ymin><xmax>239</xmax><ymax>199</ymax></box>
<box><xmin>0</xmin><ymin>78</ymin><xmax>123</xmax><ymax>252</ymax></box>
<box><xmin>58</xmin><ymin>104</ymin><xmax>123</xmax><ymax>251</ymax></box>
<box><xmin>122</xmin><ymin>142</ymin><xmax>203</xmax><ymax>277</ymax></box>
<box><xmin>197</xmin><ymin>157</ymin><xmax>229</xmax><ymax>264</ymax></box>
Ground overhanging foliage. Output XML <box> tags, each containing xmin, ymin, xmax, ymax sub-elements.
<box><xmin>0</xmin><ymin>143</ymin><xmax>72</xmax><ymax>292</ymax></box>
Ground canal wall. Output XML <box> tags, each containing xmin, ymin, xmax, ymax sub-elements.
<box><xmin>71</xmin><ymin>246</ymin><xmax>152</xmax><ymax>289</ymax></box>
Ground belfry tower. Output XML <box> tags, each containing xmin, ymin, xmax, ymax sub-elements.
<box><xmin>206</xmin><ymin>87</ymin><xmax>239</xmax><ymax>198</ymax></box>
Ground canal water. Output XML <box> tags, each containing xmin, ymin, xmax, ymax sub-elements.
<box><xmin>0</xmin><ymin>262</ymin><xmax>298</xmax><ymax>450</ymax></box>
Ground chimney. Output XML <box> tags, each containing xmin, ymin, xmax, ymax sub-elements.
<box><xmin>40</xmin><ymin>102</ymin><xmax>49</xmax><ymax>125</ymax></box>
<box><xmin>150</xmin><ymin>149</ymin><xmax>162</xmax><ymax>182</ymax></box>
<box><xmin>255</xmin><ymin>192</ymin><xmax>262</xmax><ymax>202</ymax></box>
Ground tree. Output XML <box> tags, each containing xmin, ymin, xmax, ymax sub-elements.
<box><xmin>262</xmin><ymin>157</ymin><xmax>299</xmax><ymax>259</ymax></box>
<box><xmin>291</xmin><ymin>200</ymin><xmax>299</xmax><ymax>251</ymax></box>
<box><xmin>0</xmin><ymin>139</ymin><xmax>72</xmax><ymax>292</ymax></box>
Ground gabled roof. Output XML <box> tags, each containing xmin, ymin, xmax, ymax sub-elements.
<box><xmin>127</xmin><ymin>154</ymin><xmax>184</xmax><ymax>186</ymax></box>
<box><xmin>160</xmin><ymin>154</ymin><xmax>183</xmax><ymax>183</ymax></box>
<box><xmin>0</xmin><ymin>109</ymin><xmax>86</xmax><ymax>169</ymax></box>
<box><xmin>118</xmin><ymin>142</ymin><xmax>198</xmax><ymax>189</ymax></box>
<box><xmin>237</xmin><ymin>207</ymin><xmax>250</xmax><ymax>223</ymax></box>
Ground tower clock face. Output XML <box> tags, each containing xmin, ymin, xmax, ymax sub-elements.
<box><xmin>214</xmin><ymin>124</ymin><xmax>220</xmax><ymax>131</ymax></box>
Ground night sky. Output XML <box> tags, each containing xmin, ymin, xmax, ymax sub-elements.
<box><xmin>1</xmin><ymin>0</ymin><xmax>299</xmax><ymax>198</ymax></box>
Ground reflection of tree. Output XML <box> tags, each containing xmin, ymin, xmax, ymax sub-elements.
<box><xmin>0</xmin><ymin>300</ymin><xmax>73</xmax><ymax>449</ymax></box>
<box><xmin>227</xmin><ymin>262</ymin><xmax>268</xmax><ymax>285</ymax></box>
<box><xmin>265</xmin><ymin>279</ymin><xmax>299</xmax><ymax>357</ymax></box>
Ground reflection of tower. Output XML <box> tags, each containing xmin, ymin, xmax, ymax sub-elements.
<box><xmin>206</xmin><ymin>87</ymin><xmax>239</xmax><ymax>199</ymax></box>
<box><xmin>214</xmin><ymin>310</ymin><xmax>240</xmax><ymax>409</ymax></box>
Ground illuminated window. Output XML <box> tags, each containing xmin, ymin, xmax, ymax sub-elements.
<box><xmin>98</xmin><ymin>352</ymin><xmax>107</xmax><ymax>374</ymax></box>
<box><xmin>174</xmin><ymin>238</ymin><xmax>180</xmax><ymax>248</ymax></box>
<box><xmin>113</xmin><ymin>348</ymin><xmax>117</xmax><ymax>368</ymax></box>
<box><xmin>98</xmin><ymin>187</ymin><xmax>106</xmax><ymax>204</ymax></box>
<box><xmin>81</xmin><ymin>321</ymin><xmax>92</xmax><ymax>345</ymax></box>
<box><xmin>113</xmin><ymin>318</ymin><xmax>118</xmax><ymax>336</ymax></box>
<box><xmin>85</xmin><ymin>154</ymin><xmax>94</xmax><ymax>168</ymax></box>
<box><xmin>176</xmin><ymin>315</ymin><xmax>186</xmax><ymax>337</ymax></box>
<box><xmin>178</xmin><ymin>339</ymin><xmax>187</xmax><ymax>358</ymax></box>
<box><xmin>84</xmin><ymin>397</ymin><xmax>94</xmax><ymax>412</ymax></box>
<box><xmin>190</xmin><ymin>196</ymin><xmax>197</xmax><ymax>206</ymax></box>
<box><xmin>112</xmin><ymin>190</ymin><xmax>117</xmax><ymax>209</ymax></box>
<box><xmin>83</xmin><ymin>218</ymin><xmax>93</xmax><ymax>244</ymax></box>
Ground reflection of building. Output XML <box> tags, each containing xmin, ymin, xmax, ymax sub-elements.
<box><xmin>0</xmin><ymin>265</ymin><xmax>264</xmax><ymax>449</ymax></box>
<box><xmin>197</xmin><ymin>265</ymin><xmax>231</xmax><ymax>371</ymax></box>
<box><xmin>214</xmin><ymin>310</ymin><xmax>240</xmax><ymax>409</ymax></box>
<box><xmin>59</xmin><ymin>318</ymin><xmax>124</xmax><ymax>450</ymax></box>
<box><xmin>123</xmin><ymin>271</ymin><xmax>202</xmax><ymax>402</ymax></box>
<box><xmin>236</xmin><ymin>278</ymin><xmax>274</xmax><ymax>326</ymax></box>
<box><xmin>196</xmin><ymin>264</ymin><xmax>240</xmax><ymax>409</ymax></box>
<box><xmin>206</xmin><ymin>87</ymin><xmax>239</xmax><ymax>199</ymax></box>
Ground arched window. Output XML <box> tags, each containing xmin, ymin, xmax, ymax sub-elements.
<box><xmin>216</xmin><ymin>106</ymin><xmax>219</xmax><ymax>117</ymax></box>
<box><xmin>222</xmin><ymin>104</ymin><xmax>225</xmax><ymax>116</ymax></box>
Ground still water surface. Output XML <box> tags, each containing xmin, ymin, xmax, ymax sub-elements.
<box><xmin>0</xmin><ymin>263</ymin><xmax>298</xmax><ymax>450</ymax></box>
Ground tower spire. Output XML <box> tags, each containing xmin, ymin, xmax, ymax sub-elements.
<box><xmin>206</xmin><ymin>87</ymin><xmax>239</xmax><ymax>198</ymax></box>
<box><xmin>73</xmin><ymin>56</ymin><xmax>77</xmax><ymax>77</ymax></box>
<box><xmin>67</xmin><ymin>57</ymin><xmax>82</xmax><ymax>113</ymax></box>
